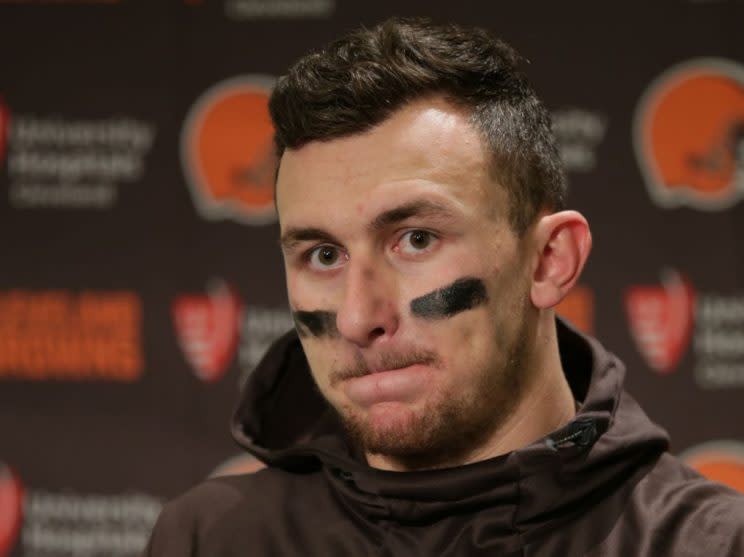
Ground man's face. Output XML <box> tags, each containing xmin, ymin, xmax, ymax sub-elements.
<box><xmin>276</xmin><ymin>98</ymin><xmax>539</xmax><ymax>468</ymax></box>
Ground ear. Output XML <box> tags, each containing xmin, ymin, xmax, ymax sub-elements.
<box><xmin>530</xmin><ymin>211</ymin><xmax>592</xmax><ymax>309</ymax></box>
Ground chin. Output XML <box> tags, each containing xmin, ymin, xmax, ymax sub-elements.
<box><xmin>340</xmin><ymin>399</ymin><xmax>451</xmax><ymax>458</ymax></box>
<box><xmin>366</xmin><ymin>402</ymin><xmax>420</xmax><ymax>442</ymax></box>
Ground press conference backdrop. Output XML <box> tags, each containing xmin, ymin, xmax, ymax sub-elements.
<box><xmin>1</xmin><ymin>1</ymin><xmax>743</xmax><ymax>555</ymax></box>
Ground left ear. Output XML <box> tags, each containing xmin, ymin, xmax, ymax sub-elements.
<box><xmin>530</xmin><ymin>210</ymin><xmax>592</xmax><ymax>309</ymax></box>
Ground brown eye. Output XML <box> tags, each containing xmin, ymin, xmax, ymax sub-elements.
<box><xmin>410</xmin><ymin>230</ymin><xmax>430</xmax><ymax>249</ymax></box>
<box><xmin>319</xmin><ymin>246</ymin><xmax>338</xmax><ymax>265</ymax></box>
<box><xmin>309</xmin><ymin>245</ymin><xmax>345</xmax><ymax>270</ymax></box>
<box><xmin>399</xmin><ymin>230</ymin><xmax>438</xmax><ymax>256</ymax></box>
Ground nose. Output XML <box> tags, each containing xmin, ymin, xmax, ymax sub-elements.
<box><xmin>336</xmin><ymin>259</ymin><xmax>399</xmax><ymax>348</ymax></box>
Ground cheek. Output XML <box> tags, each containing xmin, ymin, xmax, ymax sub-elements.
<box><xmin>458</xmin><ymin>321</ymin><xmax>475</xmax><ymax>345</ymax></box>
<box><xmin>425</xmin><ymin>310</ymin><xmax>492</xmax><ymax>371</ymax></box>
<box><xmin>298</xmin><ymin>339</ymin><xmax>333</xmax><ymax>387</ymax></box>
<box><xmin>439</xmin><ymin>284</ymin><xmax>513</xmax><ymax>363</ymax></box>
<box><xmin>286</xmin><ymin>268</ymin><xmax>338</xmax><ymax>310</ymax></box>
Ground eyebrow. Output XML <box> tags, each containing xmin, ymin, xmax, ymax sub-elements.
<box><xmin>280</xmin><ymin>198</ymin><xmax>458</xmax><ymax>251</ymax></box>
<box><xmin>369</xmin><ymin>199</ymin><xmax>457</xmax><ymax>231</ymax></box>
<box><xmin>280</xmin><ymin>227</ymin><xmax>341</xmax><ymax>251</ymax></box>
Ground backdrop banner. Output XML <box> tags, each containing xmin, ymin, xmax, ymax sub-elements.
<box><xmin>1</xmin><ymin>1</ymin><xmax>743</xmax><ymax>555</ymax></box>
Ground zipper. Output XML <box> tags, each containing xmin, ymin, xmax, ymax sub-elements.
<box><xmin>546</xmin><ymin>417</ymin><xmax>598</xmax><ymax>450</ymax></box>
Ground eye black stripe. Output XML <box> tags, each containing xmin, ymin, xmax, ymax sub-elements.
<box><xmin>293</xmin><ymin>310</ymin><xmax>338</xmax><ymax>338</ymax></box>
<box><xmin>410</xmin><ymin>277</ymin><xmax>488</xmax><ymax>319</ymax></box>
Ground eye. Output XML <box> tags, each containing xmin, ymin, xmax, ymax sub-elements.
<box><xmin>398</xmin><ymin>230</ymin><xmax>438</xmax><ymax>255</ymax></box>
<box><xmin>307</xmin><ymin>245</ymin><xmax>346</xmax><ymax>270</ymax></box>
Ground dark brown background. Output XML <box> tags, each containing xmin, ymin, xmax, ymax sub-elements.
<box><xmin>1</xmin><ymin>1</ymin><xmax>743</xmax><ymax>555</ymax></box>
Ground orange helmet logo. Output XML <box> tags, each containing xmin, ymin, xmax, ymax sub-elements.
<box><xmin>634</xmin><ymin>58</ymin><xmax>744</xmax><ymax>210</ymax></box>
<box><xmin>555</xmin><ymin>285</ymin><xmax>594</xmax><ymax>334</ymax></box>
<box><xmin>209</xmin><ymin>453</ymin><xmax>265</xmax><ymax>478</ymax></box>
<box><xmin>181</xmin><ymin>76</ymin><xmax>278</xmax><ymax>224</ymax></box>
<box><xmin>681</xmin><ymin>441</ymin><xmax>744</xmax><ymax>494</ymax></box>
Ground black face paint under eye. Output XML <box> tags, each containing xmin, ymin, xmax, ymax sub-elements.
<box><xmin>292</xmin><ymin>310</ymin><xmax>338</xmax><ymax>338</ymax></box>
<box><xmin>410</xmin><ymin>277</ymin><xmax>489</xmax><ymax>320</ymax></box>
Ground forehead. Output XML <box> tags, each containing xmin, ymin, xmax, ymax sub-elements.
<box><xmin>275</xmin><ymin>97</ymin><xmax>504</xmax><ymax>226</ymax></box>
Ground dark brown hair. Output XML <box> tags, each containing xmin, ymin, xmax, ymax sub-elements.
<box><xmin>269</xmin><ymin>17</ymin><xmax>566</xmax><ymax>233</ymax></box>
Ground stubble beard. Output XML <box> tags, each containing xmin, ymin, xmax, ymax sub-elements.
<box><xmin>330</xmin><ymin>314</ymin><xmax>532</xmax><ymax>471</ymax></box>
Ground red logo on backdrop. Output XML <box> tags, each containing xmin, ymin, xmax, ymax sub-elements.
<box><xmin>0</xmin><ymin>98</ymin><xmax>9</xmax><ymax>165</ymax></box>
<box><xmin>625</xmin><ymin>270</ymin><xmax>696</xmax><ymax>374</ymax></box>
<box><xmin>172</xmin><ymin>280</ymin><xmax>243</xmax><ymax>382</ymax></box>
<box><xmin>0</xmin><ymin>462</ymin><xmax>24</xmax><ymax>557</ymax></box>
<box><xmin>634</xmin><ymin>58</ymin><xmax>744</xmax><ymax>210</ymax></box>
<box><xmin>181</xmin><ymin>75</ymin><xmax>278</xmax><ymax>225</ymax></box>
<box><xmin>681</xmin><ymin>441</ymin><xmax>744</xmax><ymax>494</ymax></box>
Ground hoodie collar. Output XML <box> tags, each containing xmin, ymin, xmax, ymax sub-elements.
<box><xmin>231</xmin><ymin>318</ymin><xmax>669</xmax><ymax>527</ymax></box>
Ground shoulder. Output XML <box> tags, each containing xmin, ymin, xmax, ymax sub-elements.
<box><xmin>631</xmin><ymin>452</ymin><xmax>744</xmax><ymax>555</ymax></box>
<box><xmin>641</xmin><ymin>452</ymin><xmax>744</xmax><ymax>515</ymax></box>
<box><xmin>143</xmin><ymin>467</ymin><xmax>317</xmax><ymax>556</ymax></box>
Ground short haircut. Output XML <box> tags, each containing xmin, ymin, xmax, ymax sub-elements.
<box><xmin>269</xmin><ymin>17</ymin><xmax>566</xmax><ymax>233</ymax></box>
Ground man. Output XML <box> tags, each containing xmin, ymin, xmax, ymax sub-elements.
<box><xmin>145</xmin><ymin>18</ymin><xmax>744</xmax><ymax>556</ymax></box>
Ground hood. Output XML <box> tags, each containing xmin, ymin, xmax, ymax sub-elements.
<box><xmin>231</xmin><ymin>318</ymin><xmax>670</xmax><ymax>530</ymax></box>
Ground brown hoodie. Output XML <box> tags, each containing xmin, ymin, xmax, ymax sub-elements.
<box><xmin>143</xmin><ymin>319</ymin><xmax>744</xmax><ymax>556</ymax></box>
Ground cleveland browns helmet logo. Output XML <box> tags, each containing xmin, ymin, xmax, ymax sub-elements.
<box><xmin>181</xmin><ymin>75</ymin><xmax>278</xmax><ymax>225</ymax></box>
<box><xmin>555</xmin><ymin>285</ymin><xmax>594</xmax><ymax>334</ymax></box>
<box><xmin>209</xmin><ymin>454</ymin><xmax>265</xmax><ymax>478</ymax></box>
<box><xmin>634</xmin><ymin>58</ymin><xmax>744</xmax><ymax>210</ymax></box>
<box><xmin>681</xmin><ymin>440</ymin><xmax>744</xmax><ymax>494</ymax></box>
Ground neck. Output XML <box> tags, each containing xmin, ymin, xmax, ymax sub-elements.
<box><xmin>366</xmin><ymin>313</ymin><xmax>575</xmax><ymax>471</ymax></box>
<box><xmin>466</xmin><ymin>314</ymin><xmax>576</xmax><ymax>461</ymax></box>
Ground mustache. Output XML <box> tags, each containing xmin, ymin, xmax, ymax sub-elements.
<box><xmin>329</xmin><ymin>348</ymin><xmax>441</xmax><ymax>387</ymax></box>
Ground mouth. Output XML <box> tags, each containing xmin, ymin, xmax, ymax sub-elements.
<box><xmin>329</xmin><ymin>346</ymin><xmax>440</xmax><ymax>407</ymax></box>
<box><xmin>367</xmin><ymin>360</ymin><xmax>427</xmax><ymax>374</ymax></box>
<box><xmin>341</xmin><ymin>363</ymin><xmax>434</xmax><ymax>408</ymax></box>
<box><xmin>330</xmin><ymin>351</ymin><xmax>436</xmax><ymax>383</ymax></box>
